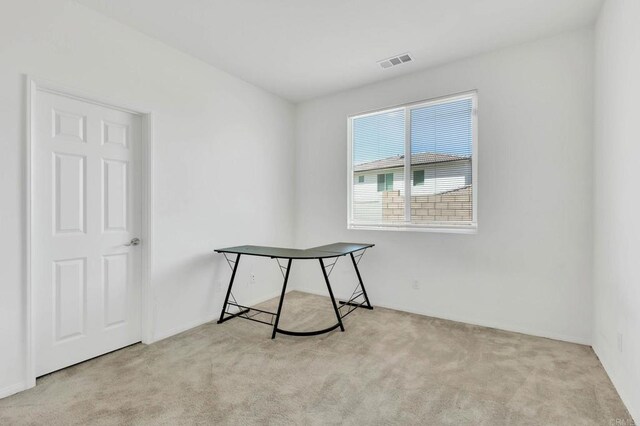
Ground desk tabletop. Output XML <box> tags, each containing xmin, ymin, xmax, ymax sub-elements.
<box><xmin>215</xmin><ymin>242</ymin><xmax>374</xmax><ymax>259</ymax></box>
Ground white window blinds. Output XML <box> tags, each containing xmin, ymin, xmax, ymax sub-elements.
<box><xmin>349</xmin><ymin>92</ymin><xmax>477</xmax><ymax>231</ymax></box>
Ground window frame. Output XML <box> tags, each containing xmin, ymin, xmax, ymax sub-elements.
<box><xmin>376</xmin><ymin>174</ymin><xmax>385</xmax><ymax>191</ymax></box>
<box><xmin>347</xmin><ymin>91</ymin><xmax>478</xmax><ymax>233</ymax></box>
<box><xmin>376</xmin><ymin>173</ymin><xmax>395</xmax><ymax>192</ymax></box>
<box><xmin>386</xmin><ymin>173</ymin><xmax>394</xmax><ymax>191</ymax></box>
<box><xmin>413</xmin><ymin>169</ymin><xmax>425</xmax><ymax>186</ymax></box>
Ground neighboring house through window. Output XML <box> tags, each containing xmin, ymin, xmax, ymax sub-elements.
<box><xmin>348</xmin><ymin>92</ymin><xmax>477</xmax><ymax>231</ymax></box>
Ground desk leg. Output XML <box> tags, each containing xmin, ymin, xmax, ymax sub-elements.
<box><xmin>350</xmin><ymin>252</ymin><xmax>373</xmax><ymax>310</ymax></box>
<box><xmin>271</xmin><ymin>258</ymin><xmax>293</xmax><ymax>339</ymax></box>
<box><xmin>320</xmin><ymin>258</ymin><xmax>345</xmax><ymax>332</ymax></box>
<box><xmin>217</xmin><ymin>254</ymin><xmax>241</xmax><ymax>324</ymax></box>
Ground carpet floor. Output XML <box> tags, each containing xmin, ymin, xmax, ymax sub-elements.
<box><xmin>0</xmin><ymin>291</ymin><xmax>631</xmax><ymax>425</ymax></box>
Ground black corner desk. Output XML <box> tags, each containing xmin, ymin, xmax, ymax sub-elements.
<box><xmin>214</xmin><ymin>242</ymin><xmax>374</xmax><ymax>338</ymax></box>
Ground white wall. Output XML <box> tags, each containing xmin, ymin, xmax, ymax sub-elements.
<box><xmin>293</xmin><ymin>29</ymin><xmax>594</xmax><ymax>344</ymax></box>
<box><xmin>593</xmin><ymin>0</ymin><xmax>640</xmax><ymax>421</ymax></box>
<box><xmin>0</xmin><ymin>0</ymin><xmax>295</xmax><ymax>397</ymax></box>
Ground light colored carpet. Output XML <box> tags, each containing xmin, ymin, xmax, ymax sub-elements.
<box><xmin>0</xmin><ymin>291</ymin><xmax>631</xmax><ymax>425</ymax></box>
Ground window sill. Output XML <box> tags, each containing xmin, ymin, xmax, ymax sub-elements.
<box><xmin>348</xmin><ymin>223</ymin><xmax>478</xmax><ymax>234</ymax></box>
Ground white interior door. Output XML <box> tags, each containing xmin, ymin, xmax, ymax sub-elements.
<box><xmin>33</xmin><ymin>90</ymin><xmax>143</xmax><ymax>376</ymax></box>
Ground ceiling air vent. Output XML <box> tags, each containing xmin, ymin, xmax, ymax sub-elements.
<box><xmin>378</xmin><ymin>53</ymin><xmax>413</xmax><ymax>69</ymax></box>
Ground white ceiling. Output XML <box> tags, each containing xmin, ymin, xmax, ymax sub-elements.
<box><xmin>77</xmin><ymin>0</ymin><xmax>603</xmax><ymax>102</ymax></box>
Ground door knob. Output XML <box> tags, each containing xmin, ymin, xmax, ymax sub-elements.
<box><xmin>125</xmin><ymin>238</ymin><xmax>141</xmax><ymax>247</ymax></box>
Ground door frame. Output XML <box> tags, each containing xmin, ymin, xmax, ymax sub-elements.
<box><xmin>24</xmin><ymin>75</ymin><xmax>155</xmax><ymax>388</ymax></box>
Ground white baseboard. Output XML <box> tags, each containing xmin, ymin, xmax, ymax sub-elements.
<box><xmin>151</xmin><ymin>313</ymin><xmax>220</xmax><ymax>343</ymax></box>
<box><xmin>149</xmin><ymin>291</ymin><xmax>284</xmax><ymax>343</ymax></box>
<box><xmin>298</xmin><ymin>287</ymin><xmax>591</xmax><ymax>345</ymax></box>
<box><xmin>0</xmin><ymin>381</ymin><xmax>29</xmax><ymax>400</ymax></box>
<box><xmin>592</xmin><ymin>343</ymin><xmax>639</xmax><ymax>424</ymax></box>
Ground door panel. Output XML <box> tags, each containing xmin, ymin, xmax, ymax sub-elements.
<box><xmin>53</xmin><ymin>153</ymin><xmax>86</xmax><ymax>234</ymax></box>
<box><xmin>52</xmin><ymin>109</ymin><xmax>86</xmax><ymax>142</ymax></box>
<box><xmin>34</xmin><ymin>91</ymin><xmax>142</xmax><ymax>376</ymax></box>
<box><xmin>102</xmin><ymin>253</ymin><xmax>129</xmax><ymax>328</ymax></box>
<box><xmin>102</xmin><ymin>159</ymin><xmax>128</xmax><ymax>232</ymax></box>
<box><xmin>53</xmin><ymin>258</ymin><xmax>86</xmax><ymax>341</ymax></box>
<box><xmin>102</xmin><ymin>120</ymin><xmax>129</xmax><ymax>148</ymax></box>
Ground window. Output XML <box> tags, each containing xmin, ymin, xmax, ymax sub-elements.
<box><xmin>377</xmin><ymin>173</ymin><xmax>394</xmax><ymax>192</ymax></box>
<box><xmin>413</xmin><ymin>170</ymin><xmax>424</xmax><ymax>186</ymax></box>
<box><xmin>348</xmin><ymin>92</ymin><xmax>477</xmax><ymax>232</ymax></box>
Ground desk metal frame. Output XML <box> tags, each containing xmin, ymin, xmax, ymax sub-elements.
<box><xmin>215</xmin><ymin>243</ymin><xmax>374</xmax><ymax>338</ymax></box>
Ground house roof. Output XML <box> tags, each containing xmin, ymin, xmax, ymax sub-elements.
<box><xmin>354</xmin><ymin>153</ymin><xmax>470</xmax><ymax>173</ymax></box>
